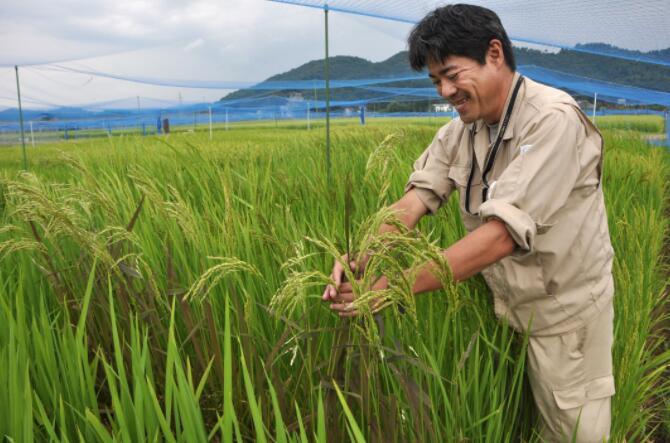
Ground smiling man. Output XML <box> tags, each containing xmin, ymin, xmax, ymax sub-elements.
<box><xmin>321</xmin><ymin>4</ymin><xmax>615</xmax><ymax>442</ymax></box>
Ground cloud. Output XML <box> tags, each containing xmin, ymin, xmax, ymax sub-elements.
<box><xmin>184</xmin><ymin>38</ymin><xmax>205</xmax><ymax>52</ymax></box>
<box><xmin>0</xmin><ymin>0</ymin><xmax>412</xmax><ymax>108</ymax></box>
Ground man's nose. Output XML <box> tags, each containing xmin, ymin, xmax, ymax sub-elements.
<box><xmin>439</xmin><ymin>81</ymin><xmax>457</xmax><ymax>99</ymax></box>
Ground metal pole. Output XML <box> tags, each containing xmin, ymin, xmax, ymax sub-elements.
<box><xmin>307</xmin><ymin>101</ymin><xmax>311</xmax><ymax>130</ymax></box>
<box><xmin>137</xmin><ymin>96</ymin><xmax>141</xmax><ymax>135</ymax></box>
<box><xmin>29</xmin><ymin>121</ymin><xmax>35</xmax><ymax>148</ymax></box>
<box><xmin>209</xmin><ymin>106</ymin><xmax>213</xmax><ymax>140</ymax></box>
<box><xmin>225</xmin><ymin>109</ymin><xmax>229</xmax><ymax>130</ymax></box>
<box><xmin>324</xmin><ymin>5</ymin><xmax>331</xmax><ymax>183</ymax></box>
<box><xmin>15</xmin><ymin>65</ymin><xmax>28</xmax><ymax>170</ymax></box>
<box><xmin>592</xmin><ymin>92</ymin><xmax>598</xmax><ymax>124</ymax></box>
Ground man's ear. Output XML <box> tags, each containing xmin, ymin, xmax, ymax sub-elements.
<box><xmin>487</xmin><ymin>39</ymin><xmax>505</xmax><ymax>68</ymax></box>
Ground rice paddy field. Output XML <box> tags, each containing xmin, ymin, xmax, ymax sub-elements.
<box><xmin>0</xmin><ymin>115</ymin><xmax>668</xmax><ymax>442</ymax></box>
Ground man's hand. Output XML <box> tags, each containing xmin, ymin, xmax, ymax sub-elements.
<box><xmin>321</xmin><ymin>218</ymin><xmax>515</xmax><ymax>317</ymax></box>
<box><xmin>322</xmin><ymin>190</ymin><xmax>428</xmax><ymax>303</ymax></box>
<box><xmin>328</xmin><ymin>276</ymin><xmax>389</xmax><ymax>317</ymax></box>
<box><xmin>321</xmin><ymin>254</ymin><xmax>364</xmax><ymax>302</ymax></box>
<box><xmin>322</xmin><ymin>189</ymin><xmax>430</xmax><ymax>317</ymax></box>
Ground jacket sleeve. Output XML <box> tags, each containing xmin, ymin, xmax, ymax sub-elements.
<box><xmin>478</xmin><ymin>105</ymin><xmax>586</xmax><ymax>254</ymax></box>
<box><xmin>404</xmin><ymin>124</ymin><xmax>456</xmax><ymax>214</ymax></box>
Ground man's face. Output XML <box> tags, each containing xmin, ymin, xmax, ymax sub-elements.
<box><xmin>428</xmin><ymin>53</ymin><xmax>501</xmax><ymax>124</ymax></box>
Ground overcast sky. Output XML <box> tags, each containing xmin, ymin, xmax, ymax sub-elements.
<box><xmin>0</xmin><ymin>0</ymin><xmax>415</xmax><ymax>109</ymax></box>
<box><xmin>1</xmin><ymin>0</ymin><xmax>668</xmax><ymax>110</ymax></box>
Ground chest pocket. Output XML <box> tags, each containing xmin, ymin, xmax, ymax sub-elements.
<box><xmin>448</xmin><ymin>165</ymin><xmax>483</xmax><ymax>231</ymax></box>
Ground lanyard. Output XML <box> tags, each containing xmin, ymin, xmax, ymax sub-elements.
<box><xmin>464</xmin><ymin>75</ymin><xmax>524</xmax><ymax>215</ymax></box>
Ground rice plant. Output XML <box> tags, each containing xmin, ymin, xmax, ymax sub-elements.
<box><xmin>0</xmin><ymin>117</ymin><xmax>667</xmax><ymax>442</ymax></box>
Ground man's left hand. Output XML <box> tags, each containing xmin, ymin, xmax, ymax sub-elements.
<box><xmin>327</xmin><ymin>276</ymin><xmax>389</xmax><ymax>317</ymax></box>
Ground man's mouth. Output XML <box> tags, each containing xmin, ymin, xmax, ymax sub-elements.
<box><xmin>452</xmin><ymin>97</ymin><xmax>468</xmax><ymax>112</ymax></box>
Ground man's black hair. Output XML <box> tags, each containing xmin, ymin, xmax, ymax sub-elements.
<box><xmin>408</xmin><ymin>4</ymin><xmax>516</xmax><ymax>72</ymax></box>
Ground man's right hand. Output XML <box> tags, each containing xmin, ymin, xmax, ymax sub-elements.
<box><xmin>322</xmin><ymin>254</ymin><xmax>361</xmax><ymax>302</ymax></box>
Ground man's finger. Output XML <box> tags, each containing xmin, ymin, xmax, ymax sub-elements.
<box><xmin>338</xmin><ymin>300</ymin><xmax>384</xmax><ymax>317</ymax></box>
<box><xmin>322</xmin><ymin>284</ymin><xmax>334</xmax><ymax>301</ymax></box>
<box><xmin>339</xmin><ymin>282</ymin><xmax>353</xmax><ymax>293</ymax></box>
<box><xmin>322</xmin><ymin>261</ymin><xmax>344</xmax><ymax>301</ymax></box>
<box><xmin>332</xmin><ymin>261</ymin><xmax>344</xmax><ymax>285</ymax></box>
<box><xmin>329</xmin><ymin>291</ymin><xmax>355</xmax><ymax>303</ymax></box>
<box><xmin>331</xmin><ymin>264</ymin><xmax>343</xmax><ymax>290</ymax></box>
<box><xmin>322</xmin><ymin>281</ymin><xmax>339</xmax><ymax>300</ymax></box>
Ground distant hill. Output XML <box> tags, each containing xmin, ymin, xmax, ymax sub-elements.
<box><xmin>222</xmin><ymin>45</ymin><xmax>670</xmax><ymax>106</ymax></box>
<box><xmin>262</xmin><ymin>52</ymin><xmax>414</xmax><ymax>82</ymax></box>
<box><xmin>514</xmin><ymin>46</ymin><xmax>670</xmax><ymax>92</ymax></box>
<box><xmin>575</xmin><ymin>43</ymin><xmax>670</xmax><ymax>65</ymax></box>
<box><xmin>222</xmin><ymin>52</ymin><xmax>419</xmax><ymax>104</ymax></box>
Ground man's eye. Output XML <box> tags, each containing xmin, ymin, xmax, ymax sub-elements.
<box><xmin>447</xmin><ymin>73</ymin><xmax>459</xmax><ymax>81</ymax></box>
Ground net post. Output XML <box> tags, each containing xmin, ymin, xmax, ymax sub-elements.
<box><xmin>592</xmin><ymin>92</ymin><xmax>598</xmax><ymax>125</ymax></box>
<box><xmin>665</xmin><ymin>109</ymin><xmax>669</xmax><ymax>146</ymax></box>
<box><xmin>14</xmin><ymin>65</ymin><xmax>28</xmax><ymax>170</ymax></box>
<box><xmin>29</xmin><ymin>121</ymin><xmax>35</xmax><ymax>148</ymax></box>
<box><xmin>137</xmin><ymin>96</ymin><xmax>141</xmax><ymax>135</ymax></box>
<box><xmin>209</xmin><ymin>106</ymin><xmax>213</xmax><ymax>140</ymax></box>
<box><xmin>324</xmin><ymin>4</ymin><xmax>331</xmax><ymax>184</ymax></box>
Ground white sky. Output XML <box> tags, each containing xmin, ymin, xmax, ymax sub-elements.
<box><xmin>0</xmin><ymin>0</ymin><xmax>414</xmax><ymax>109</ymax></box>
<box><xmin>1</xmin><ymin>0</ymin><xmax>667</xmax><ymax>110</ymax></box>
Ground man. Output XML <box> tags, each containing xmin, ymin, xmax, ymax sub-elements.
<box><xmin>321</xmin><ymin>4</ymin><xmax>615</xmax><ymax>442</ymax></box>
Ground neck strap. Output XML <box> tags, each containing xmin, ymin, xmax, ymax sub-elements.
<box><xmin>464</xmin><ymin>75</ymin><xmax>524</xmax><ymax>214</ymax></box>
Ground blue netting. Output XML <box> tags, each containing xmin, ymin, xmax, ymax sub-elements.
<box><xmin>34</xmin><ymin>65</ymin><xmax>424</xmax><ymax>90</ymax></box>
<box><xmin>2</xmin><ymin>59</ymin><xmax>669</xmax><ymax>145</ymax></box>
<box><xmin>364</xmin><ymin>65</ymin><xmax>670</xmax><ymax>107</ymax></box>
<box><xmin>269</xmin><ymin>0</ymin><xmax>670</xmax><ymax>66</ymax></box>
<box><xmin>519</xmin><ymin>65</ymin><xmax>670</xmax><ymax>107</ymax></box>
<box><xmin>21</xmin><ymin>61</ymin><xmax>670</xmax><ymax>108</ymax></box>
<box><xmin>1</xmin><ymin>63</ymin><xmax>669</xmax><ymax>128</ymax></box>
<box><xmin>1</xmin><ymin>1</ymin><xmax>666</xmax><ymax>146</ymax></box>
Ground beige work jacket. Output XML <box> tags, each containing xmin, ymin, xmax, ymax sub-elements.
<box><xmin>406</xmin><ymin>72</ymin><xmax>614</xmax><ymax>336</ymax></box>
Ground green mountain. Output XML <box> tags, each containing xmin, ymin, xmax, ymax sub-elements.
<box><xmin>222</xmin><ymin>46</ymin><xmax>670</xmax><ymax>108</ymax></box>
<box><xmin>263</xmin><ymin>52</ymin><xmax>414</xmax><ymax>81</ymax></box>
<box><xmin>514</xmin><ymin>46</ymin><xmax>670</xmax><ymax>92</ymax></box>
<box><xmin>222</xmin><ymin>52</ymin><xmax>420</xmax><ymax>105</ymax></box>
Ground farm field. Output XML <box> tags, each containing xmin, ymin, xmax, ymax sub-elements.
<box><xmin>0</xmin><ymin>116</ymin><xmax>668</xmax><ymax>442</ymax></box>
